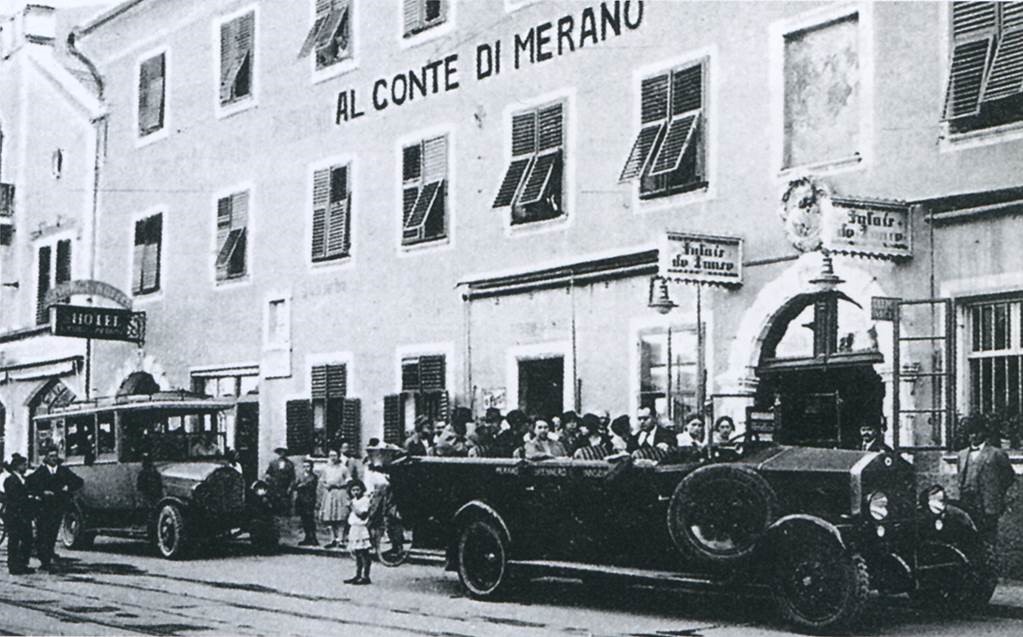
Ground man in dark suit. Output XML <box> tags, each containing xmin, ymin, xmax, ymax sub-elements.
<box><xmin>958</xmin><ymin>419</ymin><xmax>1016</xmax><ymax>543</ymax></box>
<box><xmin>632</xmin><ymin>407</ymin><xmax>675</xmax><ymax>450</ymax></box>
<box><xmin>860</xmin><ymin>423</ymin><xmax>892</xmax><ymax>453</ymax></box>
<box><xmin>26</xmin><ymin>446</ymin><xmax>84</xmax><ymax>573</ymax></box>
<box><xmin>4</xmin><ymin>454</ymin><xmax>36</xmax><ymax>574</ymax></box>
<box><xmin>264</xmin><ymin>446</ymin><xmax>296</xmax><ymax>515</ymax></box>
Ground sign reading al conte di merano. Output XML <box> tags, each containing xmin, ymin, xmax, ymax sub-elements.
<box><xmin>335</xmin><ymin>1</ymin><xmax>645</xmax><ymax>123</ymax></box>
<box><xmin>660</xmin><ymin>232</ymin><xmax>743</xmax><ymax>287</ymax></box>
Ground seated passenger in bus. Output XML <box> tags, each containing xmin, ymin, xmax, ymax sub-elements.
<box><xmin>713</xmin><ymin>416</ymin><xmax>738</xmax><ymax>446</ymax></box>
<box><xmin>572</xmin><ymin>414</ymin><xmax>613</xmax><ymax>461</ymax></box>
<box><xmin>190</xmin><ymin>434</ymin><xmax>220</xmax><ymax>458</ymax></box>
<box><xmin>523</xmin><ymin>419</ymin><xmax>568</xmax><ymax>460</ymax></box>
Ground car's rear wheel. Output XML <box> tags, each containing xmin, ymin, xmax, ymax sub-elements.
<box><xmin>457</xmin><ymin>519</ymin><xmax>509</xmax><ymax>598</ymax></box>
<box><xmin>61</xmin><ymin>506</ymin><xmax>95</xmax><ymax>550</ymax></box>
<box><xmin>154</xmin><ymin>503</ymin><xmax>190</xmax><ymax>559</ymax></box>
<box><xmin>775</xmin><ymin>546</ymin><xmax>870</xmax><ymax>634</ymax></box>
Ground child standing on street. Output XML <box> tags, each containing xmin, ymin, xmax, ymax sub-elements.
<box><xmin>344</xmin><ymin>480</ymin><xmax>372</xmax><ymax>585</ymax></box>
<box><xmin>293</xmin><ymin>459</ymin><xmax>319</xmax><ymax>546</ymax></box>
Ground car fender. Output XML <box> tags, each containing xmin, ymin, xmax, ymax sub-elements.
<box><xmin>452</xmin><ymin>500</ymin><xmax>512</xmax><ymax>544</ymax></box>
<box><xmin>755</xmin><ymin>514</ymin><xmax>846</xmax><ymax>566</ymax></box>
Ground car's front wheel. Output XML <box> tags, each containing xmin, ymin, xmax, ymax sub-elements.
<box><xmin>457</xmin><ymin>519</ymin><xmax>510</xmax><ymax>599</ymax></box>
<box><xmin>912</xmin><ymin>538</ymin><xmax>997</xmax><ymax>612</ymax></box>
<box><xmin>154</xmin><ymin>503</ymin><xmax>190</xmax><ymax>560</ymax></box>
<box><xmin>61</xmin><ymin>505</ymin><xmax>95</xmax><ymax>550</ymax></box>
<box><xmin>774</xmin><ymin>546</ymin><xmax>870</xmax><ymax>633</ymax></box>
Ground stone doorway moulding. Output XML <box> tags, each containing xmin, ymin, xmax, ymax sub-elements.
<box><xmin>108</xmin><ymin>352</ymin><xmax>170</xmax><ymax>397</ymax></box>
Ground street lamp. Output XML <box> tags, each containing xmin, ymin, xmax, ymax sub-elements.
<box><xmin>648</xmin><ymin>276</ymin><xmax>677</xmax><ymax>315</ymax></box>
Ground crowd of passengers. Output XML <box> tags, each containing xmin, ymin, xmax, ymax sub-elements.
<box><xmin>400</xmin><ymin>406</ymin><xmax>740</xmax><ymax>463</ymax></box>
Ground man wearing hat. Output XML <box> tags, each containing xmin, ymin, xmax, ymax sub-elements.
<box><xmin>26</xmin><ymin>445</ymin><xmax>84</xmax><ymax>573</ymax></box>
<box><xmin>958</xmin><ymin>418</ymin><xmax>1016</xmax><ymax>544</ymax></box>
<box><xmin>859</xmin><ymin>421</ymin><xmax>892</xmax><ymax>453</ymax></box>
<box><xmin>4</xmin><ymin>454</ymin><xmax>36</xmax><ymax>574</ymax></box>
<box><xmin>264</xmin><ymin>446</ymin><xmax>296</xmax><ymax>515</ymax></box>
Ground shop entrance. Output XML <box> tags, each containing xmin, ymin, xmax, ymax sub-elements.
<box><xmin>235</xmin><ymin>395</ymin><xmax>259</xmax><ymax>486</ymax></box>
<box><xmin>518</xmin><ymin>357</ymin><xmax>564</xmax><ymax>420</ymax></box>
<box><xmin>754</xmin><ymin>289</ymin><xmax>884</xmax><ymax>449</ymax></box>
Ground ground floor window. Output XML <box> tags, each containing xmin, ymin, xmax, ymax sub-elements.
<box><xmin>517</xmin><ymin>356</ymin><xmax>563</xmax><ymax>420</ymax></box>
<box><xmin>967</xmin><ymin>298</ymin><xmax>1023</xmax><ymax>442</ymax></box>
<box><xmin>638</xmin><ymin>326</ymin><xmax>698</xmax><ymax>424</ymax></box>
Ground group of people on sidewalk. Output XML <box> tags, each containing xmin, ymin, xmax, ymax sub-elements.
<box><xmin>1</xmin><ymin>446</ymin><xmax>84</xmax><ymax>575</ymax></box>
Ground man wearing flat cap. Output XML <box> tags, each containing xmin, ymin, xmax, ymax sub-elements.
<box><xmin>4</xmin><ymin>454</ymin><xmax>36</xmax><ymax>574</ymax></box>
<box><xmin>264</xmin><ymin>446</ymin><xmax>296</xmax><ymax>515</ymax></box>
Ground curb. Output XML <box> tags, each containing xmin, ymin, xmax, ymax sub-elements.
<box><xmin>280</xmin><ymin>543</ymin><xmax>446</xmax><ymax>567</ymax></box>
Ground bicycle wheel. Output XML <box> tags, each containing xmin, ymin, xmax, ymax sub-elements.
<box><xmin>375</xmin><ymin>519</ymin><xmax>414</xmax><ymax>567</ymax></box>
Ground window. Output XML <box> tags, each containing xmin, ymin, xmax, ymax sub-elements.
<box><xmin>215</xmin><ymin>191</ymin><xmax>248</xmax><ymax>282</ymax></box>
<box><xmin>639</xmin><ymin>327</ymin><xmax>697</xmax><ymax>424</ymax></box>
<box><xmin>35</xmin><ymin>239</ymin><xmax>71</xmax><ymax>325</ymax></box>
<box><xmin>312</xmin><ymin>164</ymin><xmax>351</xmax><ymax>261</ymax></box>
<box><xmin>401</xmin><ymin>135</ymin><xmax>448</xmax><ymax>245</ymax></box>
<box><xmin>493</xmin><ymin>101</ymin><xmax>565</xmax><ymax>225</ymax></box>
<box><xmin>943</xmin><ymin>2</ymin><xmax>1023</xmax><ymax>133</ymax></box>
<box><xmin>138</xmin><ymin>52</ymin><xmax>166</xmax><ymax>136</ymax></box>
<box><xmin>285</xmin><ymin>364</ymin><xmax>361</xmax><ymax>456</ymax></box>
<box><xmin>133</xmin><ymin>213</ymin><xmax>162</xmax><ymax>295</ymax></box>
<box><xmin>267</xmin><ymin>299</ymin><xmax>289</xmax><ymax>346</ymax></box>
<box><xmin>620</xmin><ymin>62</ymin><xmax>706</xmax><ymax>198</ymax></box>
<box><xmin>51</xmin><ymin>149</ymin><xmax>63</xmax><ymax>179</ymax></box>
<box><xmin>401</xmin><ymin>354</ymin><xmax>448</xmax><ymax>421</ymax></box>
<box><xmin>298</xmin><ymin>0</ymin><xmax>351</xmax><ymax>70</ymax></box>
<box><xmin>967</xmin><ymin>299</ymin><xmax>1023</xmax><ymax>416</ymax></box>
<box><xmin>218</xmin><ymin>11</ymin><xmax>255</xmax><ymax>106</ymax></box>
<box><xmin>403</xmin><ymin>0</ymin><xmax>447</xmax><ymax>37</ymax></box>
<box><xmin>782</xmin><ymin>12</ymin><xmax>860</xmax><ymax>169</ymax></box>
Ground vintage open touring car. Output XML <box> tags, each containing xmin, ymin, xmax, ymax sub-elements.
<box><xmin>383</xmin><ymin>427</ymin><xmax>996</xmax><ymax>633</ymax></box>
<box><xmin>32</xmin><ymin>391</ymin><xmax>278</xmax><ymax>559</ymax></box>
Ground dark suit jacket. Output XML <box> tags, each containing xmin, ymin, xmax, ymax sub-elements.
<box><xmin>25</xmin><ymin>465</ymin><xmax>83</xmax><ymax>516</ymax></box>
<box><xmin>632</xmin><ymin>426</ymin><xmax>675</xmax><ymax>450</ymax></box>
<box><xmin>958</xmin><ymin>444</ymin><xmax>1016</xmax><ymax>517</ymax></box>
<box><xmin>862</xmin><ymin>440</ymin><xmax>893</xmax><ymax>453</ymax></box>
<box><xmin>3</xmin><ymin>474</ymin><xmax>35</xmax><ymax>519</ymax></box>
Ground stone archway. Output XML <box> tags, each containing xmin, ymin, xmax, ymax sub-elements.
<box><xmin>117</xmin><ymin>371</ymin><xmax>160</xmax><ymax>396</ymax></box>
<box><xmin>26</xmin><ymin>378</ymin><xmax>77</xmax><ymax>462</ymax></box>
<box><xmin>108</xmin><ymin>352</ymin><xmax>171</xmax><ymax>397</ymax></box>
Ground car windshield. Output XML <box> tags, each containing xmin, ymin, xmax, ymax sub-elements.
<box><xmin>122</xmin><ymin>411</ymin><xmax>227</xmax><ymax>462</ymax></box>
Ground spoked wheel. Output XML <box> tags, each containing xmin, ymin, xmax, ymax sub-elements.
<box><xmin>775</xmin><ymin>548</ymin><xmax>870</xmax><ymax>633</ymax></box>
<box><xmin>912</xmin><ymin>538</ymin><xmax>998</xmax><ymax>612</ymax></box>
<box><xmin>154</xmin><ymin>503</ymin><xmax>190</xmax><ymax>560</ymax></box>
<box><xmin>61</xmin><ymin>506</ymin><xmax>95</xmax><ymax>550</ymax></box>
<box><xmin>457</xmin><ymin>519</ymin><xmax>509</xmax><ymax>598</ymax></box>
<box><xmin>375</xmin><ymin>520</ymin><xmax>414</xmax><ymax>567</ymax></box>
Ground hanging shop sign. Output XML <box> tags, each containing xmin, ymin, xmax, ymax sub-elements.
<box><xmin>871</xmin><ymin>296</ymin><xmax>900</xmax><ymax>322</ymax></box>
<box><xmin>660</xmin><ymin>232</ymin><xmax>743</xmax><ymax>287</ymax></box>
<box><xmin>51</xmin><ymin>305</ymin><xmax>146</xmax><ymax>344</ymax></box>
<box><xmin>826</xmin><ymin>197</ymin><xmax>913</xmax><ymax>260</ymax></box>
<box><xmin>43</xmin><ymin>279</ymin><xmax>133</xmax><ymax>310</ymax></box>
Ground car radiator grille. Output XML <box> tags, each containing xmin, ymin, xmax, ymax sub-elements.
<box><xmin>197</xmin><ymin>469</ymin><xmax>246</xmax><ymax>516</ymax></box>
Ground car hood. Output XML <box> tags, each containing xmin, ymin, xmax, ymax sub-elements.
<box><xmin>156</xmin><ymin>462</ymin><xmax>231</xmax><ymax>482</ymax></box>
<box><xmin>745</xmin><ymin>446</ymin><xmax>878</xmax><ymax>476</ymax></box>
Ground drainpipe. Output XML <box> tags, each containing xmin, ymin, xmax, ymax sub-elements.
<box><xmin>66</xmin><ymin>29</ymin><xmax>107</xmax><ymax>399</ymax></box>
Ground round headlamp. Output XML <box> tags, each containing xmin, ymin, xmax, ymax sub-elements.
<box><xmin>927</xmin><ymin>486</ymin><xmax>946</xmax><ymax>516</ymax></box>
<box><xmin>868</xmin><ymin>491</ymin><xmax>889</xmax><ymax>521</ymax></box>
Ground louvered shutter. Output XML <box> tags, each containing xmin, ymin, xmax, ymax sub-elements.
<box><xmin>286</xmin><ymin>400</ymin><xmax>314</xmax><ymax>456</ymax></box>
<box><xmin>36</xmin><ymin>245</ymin><xmax>51</xmax><ymax>325</ymax></box>
<box><xmin>404</xmin><ymin>181</ymin><xmax>441</xmax><ymax>240</ymax></box>
<box><xmin>648</xmin><ymin>112</ymin><xmax>700</xmax><ymax>177</ymax></box>
<box><xmin>517</xmin><ymin>151</ymin><xmax>560</xmax><ymax>206</ymax></box>
<box><xmin>215</xmin><ymin>196</ymin><xmax>232</xmax><ymax>279</ymax></box>
<box><xmin>55</xmin><ymin>239</ymin><xmax>72</xmax><ymax>284</ymax></box>
<box><xmin>405</xmin><ymin>137</ymin><xmax>445</xmax><ymax>241</ymax></box>
<box><xmin>403</xmin><ymin>0</ymin><xmax>422</xmax><ymax>36</ymax></box>
<box><xmin>493</xmin><ymin>113</ymin><xmax>538</xmax><ymax>208</ymax></box>
<box><xmin>621</xmin><ymin>74</ymin><xmax>670</xmax><ymax>181</ymax></box>
<box><xmin>383</xmin><ymin>394</ymin><xmax>405</xmax><ymax>445</ymax></box>
<box><xmin>234</xmin><ymin>13</ymin><xmax>254</xmax><ymax>99</ymax></box>
<box><xmin>943</xmin><ymin>36</ymin><xmax>995</xmax><ymax>119</ymax></box>
<box><xmin>219</xmin><ymin>18</ymin><xmax>238</xmax><ymax>102</ymax></box>
<box><xmin>141</xmin><ymin>215</ymin><xmax>161</xmax><ymax>293</ymax></box>
<box><xmin>311</xmin><ymin>365</ymin><xmax>328</xmax><ymax>399</ymax></box>
<box><xmin>537</xmin><ymin>104</ymin><xmax>563</xmax><ymax>151</ymax></box>
<box><xmin>326</xmin><ymin>165</ymin><xmax>350</xmax><ymax>257</ymax></box>
<box><xmin>419</xmin><ymin>355</ymin><xmax>445</xmax><ymax>391</ymax></box>
<box><xmin>133</xmin><ymin>218</ymin><xmax>146</xmax><ymax>294</ymax></box>
<box><xmin>315</xmin><ymin>5</ymin><xmax>346</xmax><ymax>50</ymax></box>
<box><xmin>422</xmin><ymin>136</ymin><xmax>447</xmax><ymax>181</ymax></box>
<box><xmin>437</xmin><ymin>391</ymin><xmax>450</xmax><ymax>421</ymax></box>
<box><xmin>298</xmin><ymin>0</ymin><xmax>333</xmax><ymax>59</ymax></box>
<box><xmin>981</xmin><ymin>3</ymin><xmax>1023</xmax><ymax>103</ymax></box>
<box><xmin>138</xmin><ymin>54</ymin><xmax>165</xmax><ymax>135</ymax></box>
<box><xmin>671</xmin><ymin>65</ymin><xmax>702</xmax><ymax>115</ymax></box>
<box><xmin>342</xmin><ymin>398</ymin><xmax>361</xmax><ymax>453</ymax></box>
<box><xmin>402</xmin><ymin>143</ymin><xmax>422</xmax><ymax>224</ymax></box>
<box><xmin>311</xmin><ymin>168</ymin><xmax>330</xmax><ymax>260</ymax></box>
<box><xmin>326</xmin><ymin>364</ymin><xmax>347</xmax><ymax>398</ymax></box>
<box><xmin>953</xmin><ymin>2</ymin><xmax>998</xmax><ymax>38</ymax></box>
<box><xmin>511</xmin><ymin>112</ymin><xmax>537</xmax><ymax>156</ymax></box>
<box><xmin>402</xmin><ymin>359</ymin><xmax>421</xmax><ymax>392</ymax></box>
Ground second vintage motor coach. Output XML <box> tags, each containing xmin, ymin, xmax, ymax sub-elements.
<box><xmin>383</xmin><ymin>417</ymin><xmax>996</xmax><ymax>633</ymax></box>
<box><xmin>32</xmin><ymin>391</ymin><xmax>279</xmax><ymax>559</ymax></box>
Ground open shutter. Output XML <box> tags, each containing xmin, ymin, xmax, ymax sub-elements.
<box><xmin>437</xmin><ymin>391</ymin><xmax>450</xmax><ymax>422</ymax></box>
<box><xmin>138</xmin><ymin>54</ymin><xmax>165</xmax><ymax>135</ymax></box>
<box><xmin>298</xmin><ymin>0</ymin><xmax>333</xmax><ymax>59</ymax></box>
<box><xmin>953</xmin><ymin>2</ymin><xmax>998</xmax><ymax>38</ymax></box>
<box><xmin>420</xmin><ymin>355</ymin><xmax>445</xmax><ymax>391</ymax></box>
<box><xmin>326</xmin><ymin>364</ymin><xmax>347</xmax><ymax>398</ymax></box>
<box><xmin>404</xmin><ymin>182</ymin><xmax>440</xmax><ymax>240</ymax></box>
<box><xmin>647</xmin><ymin>112</ymin><xmax>700</xmax><ymax>177</ymax></box>
<box><xmin>494</xmin><ymin>112</ymin><xmax>540</xmax><ymax>208</ymax></box>
<box><xmin>141</xmin><ymin>216</ymin><xmax>161</xmax><ymax>293</ymax></box>
<box><xmin>286</xmin><ymin>400</ymin><xmax>314</xmax><ymax>456</ymax></box>
<box><xmin>55</xmin><ymin>239</ymin><xmax>72</xmax><ymax>285</ymax></box>
<box><xmin>326</xmin><ymin>165</ymin><xmax>350</xmax><ymax>257</ymax></box>
<box><xmin>228</xmin><ymin>191</ymin><xmax>248</xmax><ymax>276</ymax></box>
<box><xmin>215</xmin><ymin>196</ymin><xmax>232</xmax><ymax>279</ymax></box>
<box><xmin>944</xmin><ymin>36</ymin><xmax>996</xmax><ymax>119</ymax></box>
<box><xmin>402</xmin><ymin>358</ymin><xmax>421</xmax><ymax>392</ymax></box>
<box><xmin>133</xmin><ymin>218</ymin><xmax>146</xmax><ymax>294</ymax></box>
<box><xmin>620</xmin><ymin>74</ymin><xmax>670</xmax><ymax>181</ymax></box>
<box><xmin>981</xmin><ymin>3</ymin><xmax>1023</xmax><ymax>103</ymax></box>
<box><xmin>383</xmin><ymin>394</ymin><xmax>406</xmax><ymax>445</ymax></box>
<box><xmin>402</xmin><ymin>143</ymin><xmax>422</xmax><ymax>223</ymax></box>
<box><xmin>219</xmin><ymin>18</ymin><xmax>238</xmax><ymax>103</ymax></box>
<box><xmin>342</xmin><ymin>398</ymin><xmax>361</xmax><ymax>453</ymax></box>
<box><xmin>403</xmin><ymin>0</ymin><xmax>422</xmax><ymax>36</ymax></box>
<box><xmin>36</xmin><ymin>245</ymin><xmax>51</xmax><ymax>325</ymax></box>
<box><xmin>537</xmin><ymin>104</ymin><xmax>563</xmax><ymax>151</ymax></box>
<box><xmin>516</xmin><ymin>151</ymin><xmax>560</xmax><ymax>206</ymax></box>
<box><xmin>311</xmin><ymin>168</ymin><xmax>329</xmax><ymax>260</ymax></box>
<box><xmin>311</xmin><ymin>364</ymin><xmax>328</xmax><ymax>399</ymax></box>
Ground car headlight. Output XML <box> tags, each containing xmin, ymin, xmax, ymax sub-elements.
<box><xmin>868</xmin><ymin>491</ymin><xmax>889</xmax><ymax>521</ymax></box>
<box><xmin>926</xmin><ymin>486</ymin><xmax>946</xmax><ymax>516</ymax></box>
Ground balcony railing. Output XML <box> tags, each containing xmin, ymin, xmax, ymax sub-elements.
<box><xmin>0</xmin><ymin>183</ymin><xmax>14</xmax><ymax>217</ymax></box>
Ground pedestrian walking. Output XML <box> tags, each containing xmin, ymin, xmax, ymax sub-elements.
<box><xmin>344</xmin><ymin>480</ymin><xmax>372</xmax><ymax>585</ymax></box>
<box><xmin>4</xmin><ymin>454</ymin><xmax>36</xmax><ymax>575</ymax></box>
<box><xmin>958</xmin><ymin>418</ymin><xmax>1016</xmax><ymax>544</ymax></box>
<box><xmin>294</xmin><ymin>458</ymin><xmax>319</xmax><ymax>546</ymax></box>
<box><xmin>320</xmin><ymin>448</ymin><xmax>353</xmax><ymax>548</ymax></box>
<box><xmin>263</xmin><ymin>447</ymin><xmax>296</xmax><ymax>515</ymax></box>
<box><xmin>26</xmin><ymin>446</ymin><xmax>83</xmax><ymax>573</ymax></box>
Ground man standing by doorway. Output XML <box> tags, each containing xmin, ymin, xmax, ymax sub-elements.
<box><xmin>958</xmin><ymin>419</ymin><xmax>1016</xmax><ymax>544</ymax></box>
<box><xmin>26</xmin><ymin>445</ymin><xmax>83</xmax><ymax>573</ymax></box>
<box><xmin>859</xmin><ymin>422</ymin><xmax>892</xmax><ymax>453</ymax></box>
<box><xmin>4</xmin><ymin>454</ymin><xmax>36</xmax><ymax>575</ymax></box>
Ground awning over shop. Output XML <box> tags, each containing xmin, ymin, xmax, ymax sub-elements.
<box><xmin>917</xmin><ymin>185</ymin><xmax>1023</xmax><ymax>226</ymax></box>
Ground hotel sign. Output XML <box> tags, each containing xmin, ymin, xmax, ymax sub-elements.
<box><xmin>660</xmin><ymin>232</ymin><xmax>743</xmax><ymax>287</ymax></box>
<box><xmin>51</xmin><ymin>305</ymin><xmax>146</xmax><ymax>344</ymax></box>
<box><xmin>826</xmin><ymin>198</ymin><xmax>913</xmax><ymax>260</ymax></box>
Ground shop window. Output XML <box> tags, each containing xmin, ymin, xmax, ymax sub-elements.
<box><xmin>639</xmin><ymin>327</ymin><xmax>698</xmax><ymax>423</ymax></box>
<box><xmin>404</xmin><ymin>0</ymin><xmax>447</xmax><ymax>37</ymax></box>
<box><xmin>968</xmin><ymin>299</ymin><xmax>1023</xmax><ymax>416</ymax></box>
<box><xmin>493</xmin><ymin>101</ymin><xmax>565</xmax><ymax>225</ymax></box>
<box><xmin>943</xmin><ymin>2</ymin><xmax>1023</xmax><ymax>133</ymax></box>
<box><xmin>133</xmin><ymin>213</ymin><xmax>162</xmax><ymax>295</ymax></box>
<box><xmin>400</xmin><ymin>354</ymin><xmax>449</xmax><ymax>423</ymax></box>
<box><xmin>311</xmin><ymin>164</ymin><xmax>351</xmax><ymax>261</ymax></box>
<box><xmin>35</xmin><ymin>239</ymin><xmax>71</xmax><ymax>325</ymax></box>
<box><xmin>138</xmin><ymin>52</ymin><xmax>166</xmax><ymax>136</ymax></box>
<box><xmin>401</xmin><ymin>136</ymin><xmax>448</xmax><ymax>245</ymax></box>
<box><xmin>298</xmin><ymin>0</ymin><xmax>351</xmax><ymax>70</ymax></box>
<box><xmin>215</xmin><ymin>191</ymin><xmax>248</xmax><ymax>282</ymax></box>
<box><xmin>620</xmin><ymin>61</ymin><xmax>707</xmax><ymax>198</ymax></box>
<box><xmin>218</xmin><ymin>10</ymin><xmax>255</xmax><ymax>106</ymax></box>
<box><xmin>781</xmin><ymin>12</ymin><xmax>860</xmax><ymax>169</ymax></box>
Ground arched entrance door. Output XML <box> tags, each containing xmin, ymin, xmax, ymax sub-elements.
<box><xmin>754</xmin><ymin>290</ymin><xmax>884</xmax><ymax>449</ymax></box>
<box><xmin>27</xmin><ymin>379</ymin><xmax>77</xmax><ymax>462</ymax></box>
<box><xmin>117</xmin><ymin>371</ymin><xmax>160</xmax><ymax>396</ymax></box>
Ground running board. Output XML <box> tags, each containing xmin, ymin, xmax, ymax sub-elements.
<box><xmin>508</xmin><ymin>560</ymin><xmax>768</xmax><ymax>595</ymax></box>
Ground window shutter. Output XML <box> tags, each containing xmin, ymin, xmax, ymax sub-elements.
<box><xmin>403</xmin><ymin>0</ymin><xmax>422</xmax><ymax>36</ymax></box>
<box><xmin>648</xmin><ymin>112</ymin><xmax>700</xmax><ymax>177</ymax></box>
<box><xmin>311</xmin><ymin>168</ymin><xmax>330</xmax><ymax>260</ymax></box>
<box><xmin>671</xmin><ymin>65</ymin><xmax>703</xmax><ymax>115</ymax></box>
<box><xmin>981</xmin><ymin>3</ymin><xmax>1023</xmax><ymax>104</ymax></box>
<box><xmin>404</xmin><ymin>181</ymin><xmax>441</xmax><ymax>239</ymax></box>
<box><xmin>286</xmin><ymin>399</ymin><xmax>314</xmax><ymax>456</ymax></box>
<box><xmin>492</xmin><ymin>157</ymin><xmax>532</xmax><ymax>207</ymax></box>
<box><xmin>619</xmin><ymin>124</ymin><xmax>663</xmax><ymax>182</ymax></box>
<box><xmin>402</xmin><ymin>359</ymin><xmax>421</xmax><ymax>392</ymax></box>
<box><xmin>298</xmin><ymin>0</ymin><xmax>332</xmax><ymax>59</ymax></box>
<box><xmin>326</xmin><ymin>165</ymin><xmax>350</xmax><ymax>257</ymax></box>
<box><xmin>641</xmin><ymin>74</ymin><xmax>670</xmax><ymax>124</ymax></box>
<box><xmin>422</xmin><ymin>136</ymin><xmax>447</xmax><ymax>182</ymax></box>
<box><xmin>1005</xmin><ymin>2</ymin><xmax>1023</xmax><ymax>29</ymax></box>
<box><xmin>215</xmin><ymin>196</ymin><xmax>232</xmax><ymax>279</ymax></box>
<box><xmin>419</xmin><ymin>355</ymin><xmax>445</xmax><ymax>391</ymax></box>
<box><xmin>55</xmin><ymin>239</ymin><xmax>72</xmax><ymax>284</ymax></box>
<box><xmin>511</xmin><ymin>112</ymin><xmax>538</xmax><ymax>156</ymax></box>
<box><xmin>952</xmin><ymin>2</ymin><xmax>998</xmax><ymax>39</ymax></box>
<box><xmin>342</xmin><ymin>398</ymin><xmax>361</xmax><ymax>453</ymax></box>
<box><xmin>437</xmin><ymin>391</ymin><xmax>449</xmax><ymax>421</ymax></box>
<box><xmin>141</xmin><ymin>215</ymin><xmax>161</xmax><ymax>293</ymax></box>
<box><xmin>231</xmin><ymin>191</ymin><xmax>249</xmax><ymax>229</ymax></box>
<box><xmin>219</xmin><ymin>18</ymin><xmax>238</xmax><ymax>102</ymax></box>
<box><xmin>943</xmin><ymin>36</ymin><xmax>995</xmax><ymax>119</ymax></box>
<box><xmin>138</xmin><ymin>54</ymin><xmax>165</xmax><ymax>134</ymax></box>
<box><xmin>315</xmin><ymin>5</ymin><xmax>346</xmax><ymax>50</ymax></box>
<box><xmin>516</xmin><ymin>150</ymin><xmax>561</xmax><ymax>206</ymax></box>
<box><xmin>537</xmin><ymin>103</ymin><xmax>563</xmax><ymax>151</ymax></box>
<box><xmin>36</xmin><ymin>245</ymin><xmax>51</xmax><ymax>325</ymax></box>
<box><xmin>383</xmin><ymin>394</ymin><xmax>405</xmax><ymax>445</ymax></box>
<box><xmin>311</xmin><ymin>365</ymin><xmax>328</xmax><ymax>399</ymax></box>
<box><xmin>402</xmin><ymin>187</ymin><xmax>420</xmax><ymax>224</ymax></box>
<box><xmin>133</xmin><ymin>218</ymin><xmax>146</xmax><ymax>294</ymax></box>
<box><xmin>325</xmin><ymin>364</ymin><xmax>347</xmax><ymax>398</ymax></box>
